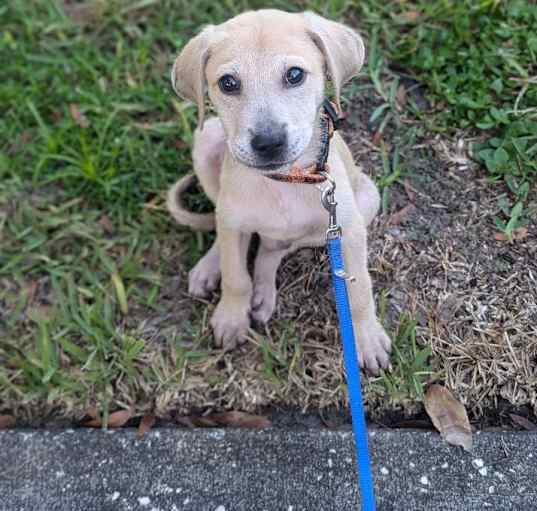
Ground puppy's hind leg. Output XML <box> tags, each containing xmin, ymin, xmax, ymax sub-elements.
<box><xmin>192</xmin><ymin>117</ymin><xmax>226</xmax><ymax>204</ymax></box>
<box><xmin>187</xmin><ymin>118</ymin><xmax>226</xmax><ymax>297</ymax></box>
<box><xmin>354</xmin><ymin>173</ymin><xmax>381</xmax><ymax>227</ymax></box>
<box><xmin>188</xmin><ymin>236</ymin><xmax>221</xmax><ymax>297</ymax></box>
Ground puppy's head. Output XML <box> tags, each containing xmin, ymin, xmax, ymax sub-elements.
<box><xmin>171</xmin><ymin>10</ymin><xmax>364</xmax><ymax>171</ymax></box>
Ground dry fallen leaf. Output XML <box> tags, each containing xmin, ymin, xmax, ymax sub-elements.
<box><xmin>173</xmin><ymin>139</ymin><xmax>188</xmax><ymax>150</ymax></box>
<box><xmin>176</xmin><ymin>416</ymin><xmax>208</xmax><ymax>428</ymax></box>
<box><xmin>0</xmin><ymin>415</ymin><xmax>16</xmax><ymax>429</ymax></box>
<box><xmin>388</xmin><ymin>204</ymin><xmax>416</xmax><ymax>226</ymax></box>
<box><xmin>50</xmin><ymin>110</ymin><xmax>63</xmax><ymax>123</ymax></box>
<box><xmin>424</xmin><ymin>384</ymin><xmax>472</xmax><ymax>451</ymax></box>
<box><xmin>509</xmin><ymin>414</ymin><xmax>537</xmax><ymax>431</ymax></box>
<box><xmin>98</xmin><ymin>215</ymin><xmax>115</xmax><ymax>235</ymax></box>
<box><xmin>24</xmin><ymin>280</ymin><xmax>40</xmax><ymax>305</ymax></box>
<box><xmin>83</xmin><ymin>408</ymin><xmax>132</xmax><ymax>428</ymax></box>
<box><xmin>84</xmin><ymin>406</ymin><xmax>99</xmax><ymax>420</ymax></box>
<box><xmin>63</xmin><ymin>2</ymin><xmax>103</xmax><ymax>24</ymax></box>
<box><xmin>176</xmin><ymin>411</ymin><xmax>271</xmax><ymax>429</ymax></box>
<box><xmin>137</xmin><ymin>414</ymin><xmax>156</xmax><ymax>439</ymax></box>
<box><xmin>371</xmin><ymin>130</ymin><xmax>383</xmax><ymax>146</ymax></box>
<box><xmin>69</xmin><ymin>103</ymin><xmax>90</xmax><ymax>128</ymax></box>
<box><xmin>395</xmin><ymin>84</ymin><xmax>407</xmax><ymax>109</ymax></box>
<box><xmin>403</xmin><ymin>180</ymin><xmax>417</xmax><ymax>203</ymax></box>
<box><xmin>401</xmin><ymin>10</ymin><xmax>421</xmax><ymax>23</ymax></box>
<box><xmin>143</xmin><ymin>196</ymin><xmax>161</xmax><ymax>211</ymax></box>
<box><xmin>26</xmin><ymin>305</ymin><xmax>56</xmax><ymax>323</ymax></box>
<box><xmin>494</xmin><ymin>227</ymin><xmax>528</xmax><ymax>242</ymax></box>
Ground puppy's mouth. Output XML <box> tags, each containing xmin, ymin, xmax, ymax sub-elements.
<box><xmin>231</xmin><ymin>140</ymin><xmax>310</xmax><ymax>173</ymax></box>
<box><xmin>249</xmin><ymin>160</ymin><xmax>296</xmax><ymax>171</ymax></box>
<box><xmin>231</xmin><ymin>152</ymin><xmax>299</xmax><ymax>172</ymax></box>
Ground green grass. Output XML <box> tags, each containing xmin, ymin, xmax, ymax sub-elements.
<box><xmin>1</xmin><ymin>0</ymin><xmax>532</xmax><ymax>422</ymax></box>
<box><xmin>0</xmin><ymin>0</ymin><xmax>209</xmax><ymax>419</ymax></box>
<box><xmin>355</xmin><ymin>0</ymin><xmax>537</xmax><ymax>229</ymax></box>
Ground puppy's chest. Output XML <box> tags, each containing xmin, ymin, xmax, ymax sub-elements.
<box><xmin>223</xmin><ymin>186</ymin><xmax>324</xmax><ymax>239</ymax></box>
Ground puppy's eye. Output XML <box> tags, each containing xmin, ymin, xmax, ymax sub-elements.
<box><xmin>218</xmin><ymin>74</ymin><xmax>241</xmax><ymax>94</ymax></box>
<box><xmin>285</xmin><ymin>67</ymin><xmax>305</xmax><ymax>87</ymax></box>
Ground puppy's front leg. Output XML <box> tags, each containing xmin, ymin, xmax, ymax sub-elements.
<box><xmin>251</xmin><ymin>237</ymin><xmax>292</xmax><ymax>324</ymax></box>
<box><xmin>210</xmin><ymin>224</ymin><xmax>252</xmax><ymax>350</ymax></box>
<box><xmin>340</xmin><ymin>214</ymin><xmax>391</xmax><ymax>374</ymax></box>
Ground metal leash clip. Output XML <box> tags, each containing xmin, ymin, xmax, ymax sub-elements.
<box><xmin>319</xmin><ymin>171</ymin><xmax>356</xmax><ymax>283</ymax></box>
<box><xmin>319</xmin><ymin>171</ymin><xmax>341</xmax><ymax>240</ymax></box>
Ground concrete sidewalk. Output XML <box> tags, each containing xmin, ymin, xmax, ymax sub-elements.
<box><xmin>1</xmin><ymin>428</ymin><xmax>535</xmax><ymax>510</ymax></box>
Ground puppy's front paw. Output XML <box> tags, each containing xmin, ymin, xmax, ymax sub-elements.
<box><xmin>355</xmin><ymin>319</ymin><xmax>392</xmax><ymax>375</ymax></box>
<box><xmin>251</xmin><ymin>282</ymin><xmax>277</xmax><ymax>324</ymax></box>
<box><xmin>188</xmin><ymin>256</ymin><xmax>220</xmax><ymax>298</ymax></box>
<box><xmin>210</xmin><ymin>300</ymin><xmax>250</xmax><ymax>351</ymax></box>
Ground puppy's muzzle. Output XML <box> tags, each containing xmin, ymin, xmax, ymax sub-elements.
<box><xmin>250</xmin><ymin>126</ymin><xmax>287</xmax><ymax>161</ymax></box>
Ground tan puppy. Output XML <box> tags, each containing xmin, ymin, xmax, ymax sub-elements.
<box><xmin>168</xmin><ymin>10</ymin><xmax>391</xmax><ymax>373</ymax></box>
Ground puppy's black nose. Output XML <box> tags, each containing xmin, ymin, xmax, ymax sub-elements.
<box><xmin>250</xmin><ymin>130</ymin><xmax>287</xmax><ymax>159</ymax></box>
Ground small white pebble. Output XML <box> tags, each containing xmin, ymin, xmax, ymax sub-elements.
<box><xmin>420</xmin><ymin>476</ymin><xmax>429</xmax><ymax>486</ymax></box>
<box><xmin>214</xmin><ymin>506</ymin><xmax>226</xmax><ymax>511</ymax></box>
<box><xmin>55</xmin><ymin>471</ymin><xmax>65</xmax><ymax>478</ymax></box>
<box><xmin>138</xmin><ymin>497</ymin><xmax>150</xmax><ymax>507</ymax></box>
<box><xmin>409</xmin><ymin>462</ymin><xmax>415</xmax><ymax>468</ymax></box>
<box><xmin>329</xmin><ymin>449</ymin><xmax>336</xmax><ymax>454</ymax></box>
<box><xmin>441</xmin><ymin>462</ymin><xmax>449</xmax><ymax>469</ymax></box>
<box><xmin>479</xmin><ymin>467</ymin><xmax>488</xmax><ymax>477</ymax></box>
<box><xmin>328</xmin><ymin>459</ymin><xmax>333</xmax><ymax>468</ymax></box>
<box><xmin>317</xmin><ymin>475</ymin><xmax>323</xmax><ymax>481</ymax></box>
<box><xmin>183</xmin><ymin>498</ymin><xmax>191</xmax><ymax>505</ymax></box>
<box><xmin>473</xmin><ymin>459</ymin><xmax>484</xmax><ymax>468</ymax></box>
<box><xmin>380</xmin><ymin>467</ymin><xmax>389</xmax><ymax>475</ymax></box>
<box><xmin>494</xmin><ymin>472</ymin><xmax>504</xmax><ymax>480</ymax></box>
<box><xmin>489</xmin><ymin>486</ymin><xmax>495</xmax><ymax>494</ymax></box>
<box><xmin>111</xmin><ymin>492</ymin><xmax>120</xmax><ymax>501</ymax></box>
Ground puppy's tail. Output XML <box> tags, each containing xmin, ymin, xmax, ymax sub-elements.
<box><xmin>166</xmin><ymin>174</ymin><xmax>216</xmax><ymax>232</ymax></box>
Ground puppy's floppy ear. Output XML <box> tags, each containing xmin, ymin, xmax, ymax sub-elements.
<box><xmin>171</xmin><ymin>26</ymin><xmax>215</xmax><ymax>128</ymax></box>
<box><xmin>304</xmin><ymin>12</ymin><xmax>365</xmax><ymax>110</ymax></box>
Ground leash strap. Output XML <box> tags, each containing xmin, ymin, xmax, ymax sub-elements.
<box><xmin>321</xmin><ymin>174</ymin><xmax>377</xmax><ymax>511</ymax></box>
<box><xmin>327</xmin><ymin>237</ymin><xmax>376</xmax><ymax>511</ymax></box>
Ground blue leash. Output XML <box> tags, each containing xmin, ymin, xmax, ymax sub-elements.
<box><xmin>320</xmin><ymin>173</ymin><xmax>376</xmax><ymax>511</ymax></box>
